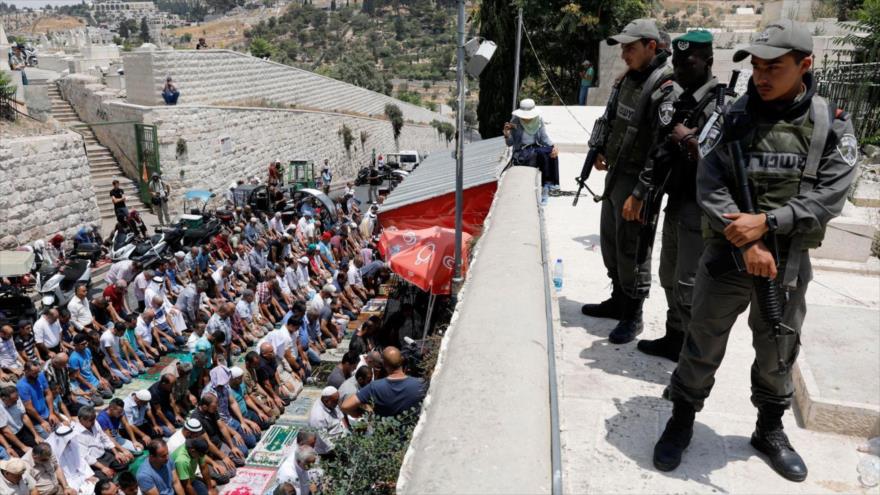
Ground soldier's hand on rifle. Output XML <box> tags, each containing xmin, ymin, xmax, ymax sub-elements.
<box><xmin>743</xmin><ymin>241</ymin><xmax>778</xmax><ymax>279</ymax></box>
<box><xmin>722</xmin><ymin>212</ymin><xmax>768</xmax><ymax>247</ymax></box>
<box><xmin>593</xmin><ymin>153</ymin><xmax>607</xmax><ymax>171</ymax></box>
<box><xmin>550</xmin><ymin>146</ymin><xmax>559</xmax><ymax>158</ymax></box>
<box><xmin>670</xmin><ymin>124</ymin><xmax>697</xmax><ymax>144</ymax></box>
<box><xmin>622</xmin><ymin>195</ymin><xmax>644</xmax><ymax>222</ymax></box>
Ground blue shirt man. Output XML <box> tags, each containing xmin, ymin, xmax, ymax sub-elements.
<box><xmin>16</xmin><ymin>370</ymin><xmax>51</xmax><ymax>420</ymax></box>
<box><xmin>69</xmin><ymin>346</ymin><xmax>100</xmax><ymax>388</ymax></box>
<box><xmin>137</xmin><ymin>440</ymin><xmax>179</xmax><ymax>495</ymax></box>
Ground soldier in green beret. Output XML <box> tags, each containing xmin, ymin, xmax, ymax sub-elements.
<box><xmin>636</xmin><ymin>29</ymin><xmax>730</xmax><ymax>362</ymax></box>
<box><xmin>654</xmin><ymin>19</ymin><xmax>859</xmax><ymax>481</ymax></box>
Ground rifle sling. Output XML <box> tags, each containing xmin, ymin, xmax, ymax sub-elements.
<box><xmin>781</xmin><ymin>96</ymin><xmax>830</xmax><ymax>289</ymax></box>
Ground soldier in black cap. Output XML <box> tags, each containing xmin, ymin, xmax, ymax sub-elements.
<box><xmin>654</xmin><ymin>19</ymin><xmax>859</xmax><ymax>481</ymax></box>
<box><xmin>580</xmin><ymin>19</ymin><xmax>674</xmax><ymax>344</ymax></box>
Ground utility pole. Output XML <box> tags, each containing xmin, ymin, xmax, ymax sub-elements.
<box><xmin>512</xmin><ymin>6</ymin><xmax>523</xmax><ymax>111</ymax></box>
<box><xmin>452</xmin><ymin>0</ymin><xmax>466</xmax><ymax>293</ymax></box>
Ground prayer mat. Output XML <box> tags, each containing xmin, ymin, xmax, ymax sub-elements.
<box><xmin>140</xmin><ymin>354</ymin><xmax>181</xmax><ymax>381</ymax></box>
<box><xmin>280</xmin><ymin>387</ymin><xmax>322</xmax><ymax>425</ymax></box>
<box><xmin>218</xmin><ymin>466</ymin><xmax>276</xmax><ymax>495</ymax></box>
<box><xmin>246</xmin><ymin>425</ymin><xmax>301</xmax><ymax>468</ymax></box>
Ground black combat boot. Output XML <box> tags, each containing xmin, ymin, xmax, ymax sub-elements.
<box><xmin>608</xmin><ymin>296</ymin><xmax>644</xmax><ymax>344</ymax></box>
<box><xmin>653</xmin><ymin>400</ymin><xmax>695</xmax><ymax>471</ymax></box>
<box><xmin>751</xmin><ymin>406</ymin><xmax>808</xmax><ymax>482</ymax></box>
<box><xmin>581</xmin><ymin>281</ymin><xmax>624</xmax><ymax>319</ymax></box>
<box><xmin>637</xmin><ymin>327</ymin><xmax>684</xmax><ymax>362</ymax></box>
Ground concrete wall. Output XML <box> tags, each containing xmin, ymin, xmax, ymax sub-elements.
<box><xmin>398</xmin><ymin>166</ymin><xmax>552</xmax><ymax>494</ymax></box>
<box><xmin>122</xmin><ymin>49</ymin><xmax>452</xmax><ymax>125</ymax></box>
<box><xmin>0</xmin><ymin>132</ymin><xmax>101</xmax><ymax>246</ymax></box>
<box><xmin>59</xmin><ymin>75</ymin><xmax>450</xmax><ymax>212</ymax></box>
<box><xmin>146</xmin><ymin>105</ymin><xmax>446</xmax><ymax>210</ymax></box>
<box><xmin>58</xmin><ymin>74</ymin><xmax>146</xmax><ymax>180</ymax></box>
<box><xmin>24</xmin><ymin>83</ymin><xmax>51</xmax><ymax>121</ymax></box>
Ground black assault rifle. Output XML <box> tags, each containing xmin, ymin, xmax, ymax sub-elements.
<box><xmin>708</xmin><ymin>140</ymin><xmax>796</xmax><ymax>375</ymax></box>
<box><xmin>572</xmin><ymin>82</ymin><xmax>621</xmax><ymax>206</ymax></box>
<box><xmin>634</xmin><ymin>70</ymin><xmax>740</xmax><ymax>268</ymax></box>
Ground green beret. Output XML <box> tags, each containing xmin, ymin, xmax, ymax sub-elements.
<box><xmin>672</xmin><ymin>30</ymin><xmax>713</xmax><ymax>50</ymax></box>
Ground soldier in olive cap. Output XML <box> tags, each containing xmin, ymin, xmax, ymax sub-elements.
<box><xmin>636</xmin><ymin>29</ymin><xmax>733</xmax><ymax>361</ymax></box>
<box><xmin>581</xmin><ymin>18</ymin><xmax>673</xmax><ymax>344</ymax></box>
<box><xmin>654</xmin><ymin>19</ymin><xmax>859</xmax><ymax>481</ymax></box>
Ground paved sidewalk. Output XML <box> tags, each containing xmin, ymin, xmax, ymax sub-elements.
<box><xmin>545</xmin><ymin>153</ymin><xmax>878</xmax><ymax>494</ymax></box>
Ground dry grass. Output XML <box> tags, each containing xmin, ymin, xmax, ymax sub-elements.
<box><xmin>168</xmin><ymin>17</ymin><xmax>253</xmax><ymax>49</ymax></box>
<box><xmin>25</xmin><ymin>15</ymin><xmax>85</xmax><ymax>34</ymax></box>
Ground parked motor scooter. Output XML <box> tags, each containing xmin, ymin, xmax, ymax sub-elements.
<box><xmin>36</xmin><ymin>258</ymin><xmax>91</xmax><ymax>309</ymax></box>
<box><xmin>23</xmin><ymin>43</ymin><xmax>38</xmax><ymax>67</ymax></box>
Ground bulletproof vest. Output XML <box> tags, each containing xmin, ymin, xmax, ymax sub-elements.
<box><xmin>663</xmin><ymin>79</ymin><xmax>723</xmax><ymax>199</ymax></box>
<box><xmin>707</xmin><ymin>95</ymin><xmax>832</xmax><ymax>250</ymax></box>
<box><xmin>604</xmin><ymin>62</ymin><xmax>673</xmax><ymax>175</ymax></box>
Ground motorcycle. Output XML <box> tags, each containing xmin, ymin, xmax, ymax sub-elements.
<box><xmin>36</xmin><ymin>258</ymin><xmax>91</xmax><ymax>309</ymax></box>
<box><xmin>0</xmin><ymin>250</ymin><xmax>38</xmax><ymax>327</ymax></box>
<box><xmin>23</xmin><ymin>43</ymin><xmax>37</xmax><ymax>67</ymax></box>
<box><xmin>354</xmin><ymin>165</ymin><xmax>408</xmax><ymax>187</ymax></box>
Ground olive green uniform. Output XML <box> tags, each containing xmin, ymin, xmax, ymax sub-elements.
<box><xmin>599</xmin><ymin>52</ymin><xmax>673</xmax><ymax>299</ymax></box>
<box><xmin>666</xmin><ymin>74</ymin><xmax>859</xmax><ymax>410</ymax></box>
<box><xmin>637</xmin><ymin>77</ymin><xmax>729</xmax><ymax>338</ymax></box>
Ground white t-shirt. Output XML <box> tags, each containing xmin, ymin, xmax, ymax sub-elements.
<box><xmin>100</xmin><ymin>329</ymin><xmax>122</xmax><ymax>361</ymax></box>
<box><xmin>347</xmin><ymin>265</ymin><xmax>363</xmax><ymax>287</ymax></box>
<box><xmin>33</xmin><ymin>316</ymin><xmax>62</xmax><ymax>348</ymax></box>
<box><xmin>106</xmin><ymin>260</ymin><xmax>135</xmax><ymax>285</ymax></box>
<box><xmin>135</xmin><ymin>316</ymin><xmax>153</xmax><ymax>346</ymax></box>
<box><xmin>260</xmin><ymin>329</ymin><xmax>292</xmax><ymax>358</ymax></box>
<box><xmin>133</xmin><ymin>272</ymin><xmax>149</xmax><ymax>301</ymax></box>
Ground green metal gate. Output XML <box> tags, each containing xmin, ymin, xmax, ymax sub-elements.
<box><xmin>135</xmin><ymin>124</ymin><xmax>161</xmax><ymax>205</ymax></box>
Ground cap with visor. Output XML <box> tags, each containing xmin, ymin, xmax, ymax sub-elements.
<box><xmin>733</xmin><ymin>19</ymin><xmax>813</xmax><ymax>62</ymax></box>
<box><xmin>607</xmin><ymin>19</ymin><xmax>660</xmax><ymax>46</ymax></box>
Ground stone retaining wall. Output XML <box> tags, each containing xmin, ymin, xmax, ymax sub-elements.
<box><xmin>59</xmin><ymin>75</ymin><xmax>450</xmax><ymax>212</ymax></box>
<box><xmin>147</xmin><ymin>105</ymin><xmax>446</xmax><ymax>209</ymax></box>
<box><xmin>123</xmin><ymin>49</ymin><xmax>451</xmax><ymax>125</ymax></box>
<box><xmin>58</xmin><ymin>74</ymin><xmax>146</xmax><ymax>180</ymax></box>
<box><xmin>0</xmin><ymin>131</ymin><xmax>101</xmax><ymax>246</ymax></box>
<box><xmin>397</xmin><ymin>166</ymin><xmax>552</xmax><ymax>494</ymax></box>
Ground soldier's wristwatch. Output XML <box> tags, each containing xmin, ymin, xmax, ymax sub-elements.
<box><xmin>765</xmin><ymin>212</ymin><xmax>778</xmax><ymax>233</ymax></box>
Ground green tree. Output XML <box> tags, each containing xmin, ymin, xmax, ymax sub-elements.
<box><xmin>250</xmin><ymin>38</ymin><xmax>274</xmax><ymax>58</ymax></box>
<box><xmin>477</xmin><ymin>0</ymin><xmax>649</xmax><ymax>138</ymax></box>
<box><xmin>837</xmin><ymin>0</ymin><xmax>880</xmax><ymax>62</ymax></box>
<box><xmin>139</xmin><ymin>16</ymin><xmax>151</xmax><ymax>42</ymax></box>
<box><xmin>338</xmin><ymin>123</ymin><xmax>354</xmax><ymax>158</ymax></box>
<box><xmin>384</xmin><ymin>103</ymin><xmax>404</xmax><ymax>147</ymax></box>
<box><xmin>118</xmin><ymin>20</ymin><xmax>131</xmax><ymax>39</ymax></box>
<box><xmin>329</xmin><ymin>49</ymin><xmax>390</xmax><ymax>94</ymax></box>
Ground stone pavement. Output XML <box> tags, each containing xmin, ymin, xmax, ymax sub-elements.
<box><xmin>544</xmin><ymin>152</ymin><xmax>879</xmax><ymax>494</ymax></box>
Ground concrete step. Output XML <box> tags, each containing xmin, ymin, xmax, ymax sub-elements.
<box><xmin>87</xmin><ymin>153</ymin><xmax>115</xmax><ymax>161</ymax></box>
<box><xmin>90</xmin><ymin>160</ymin><xmax>120</xmax><ymax>169</ymax></box>
<box><xmin>90</xmin><ymin>169</ymin><xmax>126</xmax><ymax>181</ymax></box>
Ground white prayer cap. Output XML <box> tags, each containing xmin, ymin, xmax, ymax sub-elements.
<box><xmin>135</xmin><ymin>389</ymin><xmax>152</xmax><ymax>401</ymax></box>
<box><xmin>230</xmin><ymin>366</ymin><xmax>244</xmax><ymax>378</ymax></box>
<box><xmin>321</xmin><ymin>386</ymin><xmax>338</xmax><ymax>397</ymax></box>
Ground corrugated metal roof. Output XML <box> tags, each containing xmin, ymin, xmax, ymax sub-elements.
<box><xmin>381</xmin><ymin>137</ymin><xmax>510</xmax><ymax>212</ymax></box>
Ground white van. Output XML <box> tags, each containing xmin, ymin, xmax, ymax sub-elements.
<box><xmin>387</xmin><ymin>151</ymin><xmax>421</xmax><ymax>172</ymax></box>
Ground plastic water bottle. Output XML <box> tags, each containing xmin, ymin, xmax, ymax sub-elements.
<box><xmin>858</xmin><ymin>456</ymin><xmax>880</xmax><ymax>487</ymax></box>
<box><xmin>552</xmin><ymin>259</ymin><xmax>564</xmax><ymax>292</ymax></box>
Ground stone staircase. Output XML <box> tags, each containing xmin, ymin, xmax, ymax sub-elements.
<box><xmin>48</xmin><ymin>83</ymin><xmax>146</xmax><ymax>220</ymax></box>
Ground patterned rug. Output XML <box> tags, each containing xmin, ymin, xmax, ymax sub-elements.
<box><xmin>246</xmin><ymin>425</ymin><xmax>302</xmax><ymax>468</ymax></box>
<box><xmin>218</xmin><ymin>466</ymin><xmax>277</xmax><ymax>495</ymax></box>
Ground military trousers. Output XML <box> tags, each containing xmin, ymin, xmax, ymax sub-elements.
<box><xmin>599</xmin><ymin>172</ymin><xmax>652</xmax><ymax>298</ymax></box>
<box><xmin>658</xmin><ymin>199</ymin><xmax>704</xmax><ymax>336</ymax></box>
<box><xmin>666</xmin><ymin>242</ymin><xmax>810</xmax><ymax>411</ymax></box>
